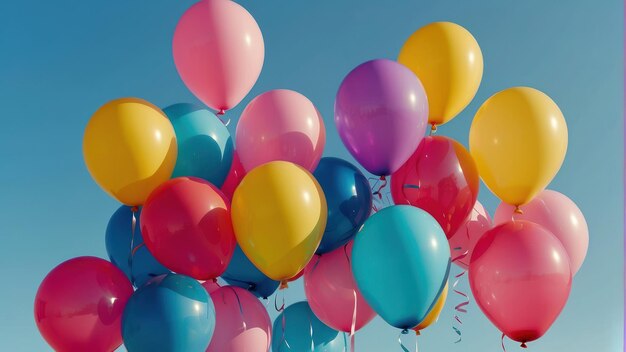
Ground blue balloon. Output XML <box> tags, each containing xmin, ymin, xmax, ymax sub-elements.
<box><xmin>105</xmin><ymin>205</ymin><xmax>170</xmax><ymax>288</ymax></box>
<box><xmin>163</xmin><ymin>103</ymin><xmax>234</xmax><ymax>187</ymax></box>
<box><xmin>272</xmin><ymin>301</ymin><xmax>347</xmax><ymax>352</ymax></box>
<box><xmin>351</xmin><ymin>205</ymin><xmax>450</xmax><ymax>330</ymax></box>
<box><xmin>221</xmin><ymin>244</ymin><xmax>279</xmax><ymax>299</ymax></box>
<box><xmin>313</xmin><ymin>157</ymin><xmax>372</xmax><ymax>254</ymax></box>
<box><xmin>122</xmin><ymin>274</ymin><xmax>216</xmax><ymax>352</ymax></box>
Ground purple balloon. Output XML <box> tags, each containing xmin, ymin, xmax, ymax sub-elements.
<box><xmin>334</xmin><ymin>59</ymin><xmax>428</xmax><ymax>176</ymax></box>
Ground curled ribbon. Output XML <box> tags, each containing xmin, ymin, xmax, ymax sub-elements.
<box><xmin>275</xmin><ymin>290</ymin><xmax>290</xmax><ymax>351</ymax></box>
<box><xmin>398</xmin><ymin>329</ymin><xmax>411</xmax><ymax>352</ymax></box>
<box><xmin>225</xmin><ymin>286</ymin><xmax>247</xmax><ymax>331</ymax></box>
<box><xmin>451</xmin><ymin>248</ymin><xmax>469</xmax><ymax>344</ymax></box>
<box><xmin>128</xmin><ymin>207</ymin><xmax>138</xmax><ymax>285</ymax></box>
<box><xmin>343</xmin><ymin>244</ymin><xmax>357</xmax><ymax>352</ymax></box>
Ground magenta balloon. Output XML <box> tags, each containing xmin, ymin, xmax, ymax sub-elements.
<box><xmin>304</xmin><ymin>241</ymin><xmax>376</xmax><ymax>333</ymax></box>
<box><xmin>173</xmin><ymin>0</ymin><xmax>264</xmax><ymax>112</ymax></box>
<box><xmin>207</xmin><ymin>286</ymin><xmax>272</xmax><ymax>352</ymax></box>
<box><xmin>469</xmin><ymin>221</ymin><xmax>572</xmax><ymax>346</ymax></box>
<box><xmin>236</xmin><ymin>89</ymin><xmax>326</xmax><ymax>172</ymax></box>
<box><xmin>448</xmin><ymin>201</ymin><xmax>492</xmax><ymax>270</ymax></box>
<box><xmin>493</xmin><ymin>190</ymin><xmax>588</xmax><ymax>276</ymax></box>
<box><xmin>334</xmin><ymin>59</ymin><xmax>428</xmax><ymax>176</ymax></box>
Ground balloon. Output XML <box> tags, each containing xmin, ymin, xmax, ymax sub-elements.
<box><xmin>83</xmin><ymin>98</ymin><xmax>177</xmax><ymax>206</ymax></box>
<box><xmin>221</xmin><ymin>244</ymin><xmax>279</xmax><ymax>299</ymax></box>
<box><xmin>221</xmin><ymin>151</ymin><xmax>246</xmax><ymax>200</ymax></box>
<box><xmin>207</xmin><ymin>286</ymin><xmax>272</xmax><ymax>352</ymax></box>
<box><xmin>352</xmin><ymin>205</ymin><xmax>450</xmax><ymax>329</ymax></box>
<box><xmin>272</xmin><ymin>301</ymin><xmax>347</xmax><ymax>352</ymax></box>
<box><xmin>105</xmin><ymin>206</ymin><xmax>171</xmax><ymax>287</ymax></box>
<box><xmin>173</xmin><ymin>0</ymin><xmax>264</xmax><ymax>112</ymax></box>
<box><xmin>236</xmin><ymin>89</ymin><xmax>326</xmax><ymax>172</ymax></box>
<box><xmin>493</xmin><ymin>190</ymin><xmax>588</xmax><ymax>275</ymax></box>
<box><xmin>334</xmin><ymin>59</ymin><xmax>428</xmax><ymax>176</ymax></box>
<box><xmin>163</xmin><ymin>103</ymin><xmax>234</xmax><ymax>187</ymax></box>
<box><xmin>35</xmin><ymin>257</ymin><xmax>133</xmax><ymax>352</ymax></box>
<box><xmin>231</xmin><ymin>161</ymin><xmax>327</xmax><ymax>283</ymax></box>
<box><xmin>391</xmin><ymin>136</ymin><xmax>479</xmax><ymax>237</ymax></box>
<box><xmin>469</xmin><ymin>221</ymin><xmax>572</xmax><ymax>346</ymax></box>
<box><xmin>414</xmin><ymin>283</ymin><xmax>448</xmax><ymax>333</ymax></box>
<box><xmin>469</xmin><ymin>87</ymin><xmax>568</xmax><ymax>206</ymax></box>
<box><xmin>398</xmin><ymin>22</ymin><xmax>483</xmax><ymax>127</ymax></box>
<box><xmin>122</xmin><ymin>274</ymin><xmax>216</xmax><ymax>352</ymax></box>
<box><xmin>447</xmin><ymin>201</ymin><xmax>492</xmax><ymax>270</ymax></box>
<box><xmin>141</xmin><ymin>177</ymin><xmax>236</xmax><ymax>280</ymax></box>
<box><xmin>313</xmin><ymin>157</ymin><xmax>372</xmax><ymax>254</ymax></box>
<box><xmin>304</xmin><ymin>242</ymin><xmax>376</xmax><ymax>333</ymax></box>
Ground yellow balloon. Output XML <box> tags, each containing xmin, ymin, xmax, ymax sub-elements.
<box><xmin>83</xmin><ymin>98</ymin><xmax>177</xmax><ymax>206</ymax></box>
<box><xmin>231</xmin><ymin>161</ymin><xmax>327</xmax><ymax>283</ymax></box>
<box><xmin>469</xmin><ymin>87</ymin><xmax>568</xmax><ymax>206</ymax></box>
<box><xmin>414</xmin><ymin>283</ymin><xmax>448</xmax><ymax>333</ymax></box>
<box><xmin>398</xmin><ymin>22</ymin><xmax>483</xmax><ymax>127</ymax></box>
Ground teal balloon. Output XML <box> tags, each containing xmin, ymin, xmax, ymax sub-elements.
<box><xmin>272</xmin><ymin>301</ymin><xmax>347</xmax><ymax>352</ymax></box>
<box><xmin>351</xmin><ymin>205</ymin><xmax>450</xmax><ymax>330</ymax></box>
<box><xmin>122</xmin><ymin>274</ymin><xmax>215</xmax><ymax>352</ymax></box>
<box><xmin>163</xmin><ymin>103</ymin><xmax>234</xmax><ymax>187</ymax></box>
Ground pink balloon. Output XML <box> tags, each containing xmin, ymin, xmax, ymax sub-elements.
<box><xmin>469</xmin><ymin>221</ymin><xmax>572</xmax><ymax>347</ymax></box>
<box><xmin>207</xmin><ymin>286</ymin><xmax>272</xmax><ymax>352</ymax></box>
<box><xmin>173</xmin><ymin>0</ymin><xmax>264</xmax><ymax>112</ymax></box>
<box><xmin>34</xmin><ymin>257</ymin><xmax>133</xmax><ymax>352</ymax></box>
<box><xmin>304</xmin><ymin>242</ymin><xmax>376</xmax><ymax>333</ymax></box>
<box><xmin>493</xmin><ymin>190</ymin><xmax>588</xmax><ymax>275</ymax></box>
<box><xmin>236</xmin><ymin>89</ymin><xmax>326</xmax><ymax>172</ymax></box>
<box><xmin>448</xmin><ymin>201</ymin><xmax>492</xmax><ymax>269</ymax></box>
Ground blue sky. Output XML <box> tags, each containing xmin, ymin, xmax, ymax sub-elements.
<box><xmin>1</xmin><ymin>0</ymin><xmax>623</xmax><ymax>350</ymax></box>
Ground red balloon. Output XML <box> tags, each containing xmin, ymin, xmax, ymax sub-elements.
<box><xmin>141</xmin><ymin>177</ymin><xmax>236</xmax><ymax>280</ymax></box>
<box><xmin>221</xmin><ymin>151</ymin><xmax>246</xmax><ymax>201</ymax></box>
<box><xmin>34</xmin><ymin>256</ymin><xmax>133</xmax><ymax>352</ymax></box>
<box><xmin>391</xmin><ymin>136</ymin><xmax>479</xmax><ymax>237</ymax></box>
<box><xmin>469</xmin><ymin>221</ymin><xmax>572</xmax><ymax>346</ymax></box>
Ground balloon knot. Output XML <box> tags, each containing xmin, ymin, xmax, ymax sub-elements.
<box><xmin>514</xmin><ymin>206</ymin><xmax>524</xmax><ymax>215</ymax></box>
<box><xmin>280</xmin><ymin>280</ymin><xmax>289</xmax><ymax>290</ymax></box>
<box><xmin>430</xmin><ymin>124</ymin><xmax>438</xmax><ymax>135</ymax></box>
<box><xmin>520</xmin><ymin>342</ymin><xmax>528</xmax><ymax>348</ymax></box>
<box><xmin>380</xmin><ymin>175</ymin><xmax>386</xmax><ymax>181</ymax></box>
<box><xmin>401</xmin><ymin>329</ymin><xmax>409</xmax><ymax>335</ymax></box>
<box><xmin>414</xmin><ymin>330</ymin><xmax>421</xmax><ymax>336</ymax></box>
<box><xmin>130</xmin><ymin>206</ymin><xmax>138</xmax><ymax>213</ymax></box>
<box><xmin>215</xmin><ymin>109</ymin><xmax>226</xmax><ymax>116</ymax></box>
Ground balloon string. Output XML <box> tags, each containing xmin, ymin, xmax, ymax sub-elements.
<box><xmin>430</xmin><ymin>123</ymin><xmax>437</xmax><ymax>135</ymax></box>
<box><xmin>501</xmin><ymin>333</ymin><xmax>507</xmax><ymax>352</ymax></box>
<box><xmin>309</xmin><ymin>316</ymin><xmax>315</xmax><ymax>351</ymax></box>
<box><xmin>451</xmin><ymin>246</ymin><xmax>469</xmax><ymax>343</ymax></box>
<box><xmin>276</xmin><ymin>289</ymin><xmax>290</xmax><ymax>350</ymax></box>
<box><xmin>398</xmin><ymin>329</ymin><xmax>411</xmax><ymax>352</ymax></box>
<box><xmin>215</xmin><ymin>109</ymin><xmax>230</xmax><ymax>126</ymax></box>
<box><xmin>128</xmin><ymin>207</ymin><xmax>138</xmax><ymax>286</ymax></box>
<box><xmin>226</xmin><ymin>286</ymin><xmax>247</xmax><ymax>331</ymax></box>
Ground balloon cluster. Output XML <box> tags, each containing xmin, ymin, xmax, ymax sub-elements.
<box><xmin>34</xmin><ymin>1</ymin><xmax>588</xmax><ymax>351</ymax></box>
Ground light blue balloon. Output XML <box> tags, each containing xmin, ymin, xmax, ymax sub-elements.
<box><xmin>105</xmin><ymin>205</ymin><xmax>170</xmax><ymax>288</ymax></box>
<box><xmin>122</xmin><ymin>274</ymin><xmax>216</xmax><ymax>352</ymax></box>
<box><xmin>272</xmin><ymin>301</ymin><xmax>347</xmax><ymax>352</ymax></box>
<box><xmin>163</xmin><ymin>103</ymin><xmax>234</xmax><ymax>187</ymax></box>
<box><xmin>351</xmin><ymin>205</ymin><xmax>450</xmax><ymax>330</ymax></box>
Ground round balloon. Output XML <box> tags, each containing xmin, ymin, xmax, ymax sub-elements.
<box><xmin>414</xmin><ymin>283</ymin><xmax>448</xmax><ymax>333</ymax></box>
<box><xmin>469</xmin><ymin>87</ymin><xmax>568</xmax><ymax>206</ymax></box>
<box><xmin>391</xmin><ymin>136</ymin><xmax>479</xmax><ymax>237</ymax></box>
<box><xmin>272</xmin><ymin>301</ymin><xmax>347</xmax><ymax>352</ymax></box>
<box><xmin>105</xmin><ymin>206</ymin><xmax>171</xmax><ymax>287</ymax></box>
<box><xmin>447</xmin><ymin>201</ymin><xmax>492</xmax><ymax>270</ymax></box>
<box><xmin>141</xmin><ymin>177</ymin><xmax>236</xmax><ymax>280</ymax></box>
<box><xmin>313</xmin><ymin>157</ymin><xmax>372</xmax><ymax>254</ymax></box>
<box><xmin>493</xmin><ymin>190</ymin><xmax>588</xmax><ymax>275</ymax></box>
<box><xmin>236</xmin><ymin>89</ymin><xmax>326</xmax><ymax>172</ymax></box>
<box><xmin>122</xmin><ymin>274</ymin><xmax>216</xmax><ymax>352</ymax></box>
<box><xmin>304</xmin><ymin>242</ymin><xmax>376</xmax><ymax>333</ymax></box>
<box><xmin>352</xmin><ymin>205</ymin><xmax>450</xmax><ymax>329</ymax></box>
<box><xmin>469</xmin><ymin>221</ymin><xmax>572</xmax><ymax>346</ymax></box>
<box><xmin>231</xmin><ymin>161</ymin><xmax>327</xmax><ymax>283</ymax></box>
<box><xmin>221</xmin><ymin>151</ymin><xmax>246</xmax><ymax>201</ymax></box>
<box><xmin>334</xmin><ymin>59</ymin><xmax>429</xmax><ymax>176</ymax></box>
<box><xmin>173</xmin><ymin>0</ymin><xmax>264</xmax><ymax>112</ymax></box>
<box><xmin>398</xmin><ymin>22</ymin><xmax>483</xmax><ymax>127</ymax></box>
<box><xmin>163</xmin><ymin>103</ymin><xmax>234</xmax><ymax>187</ymax></box>
<box><xmin>207</xmin><ymin>286</ymin><xmax>272</xmax><ymax>352</ymax></box>
<box><xmin>35</xmin><ymin>257</ymin><xmax>133</xmax><ymax>352</ymax></box>
<box><xmin>83</xmin><ymin>98</ymin><xmax>177</xmax><ymax>206</ymax></box>
<box><xmin>221</xmin><ymin>244</ymin><xmax>279</xmax><ymax>299</ymax></box>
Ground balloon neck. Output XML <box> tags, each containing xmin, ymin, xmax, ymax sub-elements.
<box><xmin>513</xmin><ymin>206</ymin><xmax>524</xmax><ymax>215</ymax></box>
<box><xmin>215</xmin><ymin>109</ymin><xmax>226</xmax><ymax>116</ymax></box>
<box><xmin>131</xmin><ymin>206</ymin><xmax>138</xmax><ymax>213</ymax></box>
<box><xmin>520</xmin><ymin>342</ymin><xmax>528</xmax><ymax>348</ymax></box>
<box><xmin>280</xmin><ymin>280</ymin><xmax>289</xmax><ymax>290</ymax></box>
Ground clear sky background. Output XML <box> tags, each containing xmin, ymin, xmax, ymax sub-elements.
<box><xmin>1</xmin><ymin>0</ymin><xmax>623</xmax><ymax>351</ymax></box>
